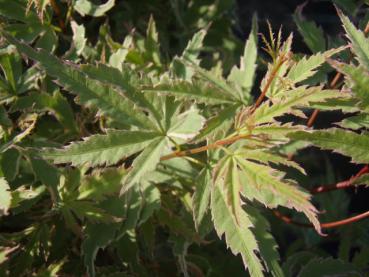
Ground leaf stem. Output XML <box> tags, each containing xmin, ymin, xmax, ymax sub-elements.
<box><xmin>160</xmin><ymin>134</ymin><xmax>251</xmax><ymax>161</ymax></box>
<box><xmin>253</xmin><ymin>54</ymin><xmax>287</xmax><ymax>110</ymax></box>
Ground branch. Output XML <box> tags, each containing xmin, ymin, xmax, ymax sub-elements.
<box><xmin>50</xmin><ymin>0</ymin><xmax>66</xmax><ymax>31</ymax></box>
<box><xmin>253</xmin><ymin>54</ymin><xmax>287</xmax><ymax>110</ymax></box>
<box><xmin>274</xmin><ymin>165</ymin><xmax>369</xmax><ymax>229</ymax></box>
<box><xmin>160</xmin><ymin>134</ymin><xmax>251</xmax><ymax>161</ymax></box>
<box><xmin>273</xmin><ymin>209</ymin><xmax>369</xmax><ymax>229</ymax></box>
<box><xmin>311</xmin><ymin>165</ymin><xmax>369</xmax><ymax>194</ymax></box>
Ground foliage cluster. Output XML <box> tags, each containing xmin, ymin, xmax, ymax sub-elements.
<box><xmin>1</xmin><ymin>0</ymin><xmax>369</xmax><ymax>276</ymax></box>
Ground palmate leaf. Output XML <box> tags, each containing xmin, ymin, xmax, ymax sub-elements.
<box><xmin>2</xmin><ymin>33</ymin><xmax>155</xmax><ymax>130</ymax></box>
<box><xmin>337</xmin><ymin>113</ymin><xmax>369</xmax><ymax>130</ymax></box>
<box><xmin>0</xmin><ymin>177</ymin><xmax>11</xmax><ymax>216</ymax></box>
<box><xmin>228</xmin><ymin>14</ymin><xmax>258</xmax><ymax>98</ymax></box>
<box><xmin>167</xmin><ymin>106</ymin><xmax>205</xmax><ymax>144</ymax></box>
<box><xmin>330</xmin><ymin>61</ymin><xmax>369</xmax><ymax>110</ymax></box>
<box><xmin>245</xmin><ymin>206</ymin><xmax>284</xmax><ymax>277</ymax></box>
<box><xmin>293</xmin><ymin>5</ymin><xmax>326</xmax><ymax>53</ymax></box>
<box><xmin>286</xmin><ymin>47</ymin><xmax>344</xmax><ymax>85</ymax></box>
<box><xmin>192</xmin><ymin>167</ymin><xmax>211</xmax><ymax>230</ymax></box>
<box><xmin>290</xmin><ymin>129</ymin><xmax>369</xmax><ymax>164</ymax></box>
<box><xmin>252</xmin><ymin>87</ymin><xmax>343</xmax><ymax>125</ymax></box>
<box><xmin>143</xmin><ymin>80</ymin><xmax>236</xmax><ymax>104</ymax></box>
<box><xmin>235</xmin><ymin>158</ymin><xmax>321</xmax><ymax>234</ymax></box>
<box><xmin>171</xmin><ymin>30</ymin><xmax>207</xmax><ymax>81</ymax></box>
<box><xmin>213</xmin><ymin>156</ymin><xmax>242</xmax><ymax>223</ymax></box>
<box><xmin>338</xmin><ymin>9</ymin><xmax>369</xmax><ymax>68</ymax></box>
<box><xmin>211</xmin><ymin>184</ymin><xmax>265</xmax><ymax>277</ymax></box>
<box><xmin>74</xmin><ymin>0</ymin><xmax>115</xmax><ymax>17</ymax></box>
<box><xmin>42</xmin><ymin>130</ymin><xmax>159</xmax><ymax>167</ymax></box>
<box><xmin>121</xmin><ymin>137</ymin><xmax>168</xmax><ymax>194</ymax></box>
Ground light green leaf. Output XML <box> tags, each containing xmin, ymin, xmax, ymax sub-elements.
<box><xmin>2</xmin><ymin>33</ymin><xmax>153</xmax><ymax>129</ymax></box>
<box><xmin>43</xmin><ymin>130</ymin><xmax>158</xmax><ymax>167</ymax></box>
<box><xmin>330</xmin><ymin>62</ymin><xmax>369</xmax><ymax>109</ymax></box>
<box><xmin>211</xmin><ymin>184</ymin><xmax>265</xmax><ymax>277</ymax></box>
<box><xmin>192</xmin><ymin>167</ymin><xmax>211</xmax><ymax>231</ymax></box>
<box><xmin>286</xmin><ymin>48</ymin><xmax>344</xmax><ymax>85</ymax></box>
<box><xmin>74</xmin><ymin>0</ymin><xmax>115</xmax><ymax>17</ymax></box>
<box><xmin>143</xmin><ymin>80</ymin><xmax>235</xmax><ymax>104</ymax></box>
<box><xmin>338</xmin><ymin>9</ymin><xmax>369</xmax><ymax>68</ymax></box>
<box><xmin>71</xmin><ymin>21</ymin><xmax>86</xmax><ymax>55</ymax></box>
<box><xmin>337</xmin><ymin>113</ymin><xmax>369</xmax><ymax>130</ymax></box>
<box><xmin>240</xmin><ymin>149</ymin><xmax>306</xmax><ymax>174</ymax></box>
<box><xmin>171</xmin><ymin>30</ymin><xmax>206</xmax><ymax>80</ymax></box>
<box><xmin>139</xmin><ymin>181</ymin><xmax>161</xmax><ymax>225</ymax></box>
<box><xmin>228</xmin><ymin>14</ymin><xmax>258</xmax><ymax>97</ymax></box>
<box><xmin>168</xmin><ymin>106</ymin><xmax>205</xmax><ymax>144</ymax></box>
<box><xmin>290</xmin><ymin>129</ymin><xmax>369</xmax><ymax>163</ymax></box>
<box><xmin>0</xmin><ymin>177</ymin><xmax>11</xmax><ymax>216</ymax></box>
<box><xmin>121</xmin><ymin>137</ymin><xmax>167</xmax><ymax>194</ymax></box>
<box><xmin>252</xmin><ymin>87</ymin><xmax>343</xmax><ymax>125</ymax></box>
<box><xmin>236</xmin><ymin>159</ymin><xmax>321</xmax><ymax>234</ymax></box>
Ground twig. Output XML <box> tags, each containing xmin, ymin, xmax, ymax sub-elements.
<box><xmin>311</xmin><ymin>165</ymin><xmax>369</xmax><ymax>194</ymax></box>
<box><xmin>273</xmin><ymin>209</ymin><xmax>369</xmax><ymax>229</ymax></box>
<box><xmin>50</xmin><ymin>0</ymin><xmax>66</xmax><ymax>32</ymax></box>
<box><xmin>253</xmin><ymin>54</ymin><xmax>287</xmax><ymax>110</ymax></box>
<box><xmin>160</xmin><ymin>134</ymin><xmax>251</xmax><ymax>161</ymax></box>
<box><xmin>274</xmin><ymin>165</ymin><xmax>369</xmax><ymax>229</ymax></box>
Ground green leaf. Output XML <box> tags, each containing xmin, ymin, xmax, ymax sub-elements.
<box><xmin>11</xmin><ymin>91</ymin><xmax>78</xmax><ymax>133</ymax></box>
<box><xmin>138</xmin><ymin>181</ymin><xmax>161</xmax><ymax>224</ymax></box>
<box><xmin>236</xmin><ymin>158</ymin><xmax>321</xmax><ymax>234</ymax></box>
<box><xmin>286</xmin><ymin>48</ymin><xmax>343</xmax><ymax>85</ymax></box>
<box><xmin>171</xmin><ymin>30</ymin><xmax>206</xmax><ymax>80</ymax></box>
<box><xmin>213</xmin><ymin>156</ymin><xmax>242</xmax><ymax>223</ymax></box>
<box><xmin>167</xmin><ymin>106</ymin><xmax>205</xmax><ymax>144</ymax></box>
<box><xmin>211</xmin><ymin>184</ymin><xmax>265</xmax><ymax>277</ymax></box>
<box><xmin>252</xmin><ymin>87</ymin><xmax>343</xmax><ymax>125</ymax></box>
<box><xmin>298</xmin><ymin>258</ymin><xmax>360</xmax><ymax>277</ymax></box>
<box><xmin>228</xmin><ymin>14</ymin><xmax>258</xmax><ymax>97</ymax></box>
<box><xmin>290</xmin><ymin>129</ymin><xmax>369</xmax><ymax>163</ymax></box>
<box><xmin>143</xmin><ymin>80</ymin><xmax>236</xmax><ymax>104</ymax></box>
<box><xmin>192</xmin><ymin>167</ymin><xmax>211</xmax><ymax>231</ymax></box>
<box><xmin>78</xmin><ymin>168</ymin><xmax>126</xmax><ymax>200</ymax></box>
<box><xmin>0</xmin><ymin>177</ymin><xmax>11</xmax><ymax>216</ymax></box>
<box><xmin>2</xmin><ymin>33</ymin><xmax>153</xmax><ymax>129</ymax></box>
<box><xmin>245</xmin><ymin>206</ymin><xmax>284</xmax><ymax>277</ymax></box>
<box><xmin>74</xmin><ymin>0</ymin><xmax>115</xmax><ymax>17</ymax></box>
<box><xmin>43</xmin><ymin>130</ymin><xmax>159</xmax><ymax>167</ymax></box>
<box><xmin>337</xmin><ymin>113</ymin><xmax>369</xmax><ymax>130</ymax></box>
<box><xmin>144</xmin><ymin>16</ymin><xmax>161</xmax><ymax>67</ymax></box>
<box><xmin>82</xmin><ymin>223</ymin><xmax>119</xmax><ymax>277</ymax></box>
<box><xmin>293</xmin><ymin>5</ymin><xmax>326</xmax><ymax>53</ymax></box>
<box><xmin>71</xmin><ymin>21</ymin><xmax>87</xmax><ymax>55</ymax></box>
<box><xmin>330</xmin><ymin>62</ymin><xmax>369</xmax><ymax>109</ymax></box>
<box><xmin>121</xmin><ymin>137</ymin><xmax>167</xmax><ymax>194</ymax></box>
<box><xmin>338</xmin><ymin>9</ymin><xmax>369</xmax><ymax>68</ymax></box>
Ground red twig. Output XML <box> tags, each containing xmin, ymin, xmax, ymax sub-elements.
<box><xmin>274</xmin><ymin>209</ymin><xmax>369</xmax><ymax>229</ymax></box>
<box><xmin>311</xmin><ymin>165</ymin><xmax>369</xmax><ymax>194</ymax></box>
<box><xmin>50</xmin><ymin>0</ymin><xmax>66</xmax><ymax>32</ymax></box>
<box><xmin>274</xmin><ymin>165</ymin><xmax>369</xmax><ymax>229</ymax></box>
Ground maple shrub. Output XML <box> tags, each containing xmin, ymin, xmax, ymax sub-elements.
<box><xmin>1</xmin><ymin>0</ymin><xmax>369</xmax><ymax>276</ymax></box>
